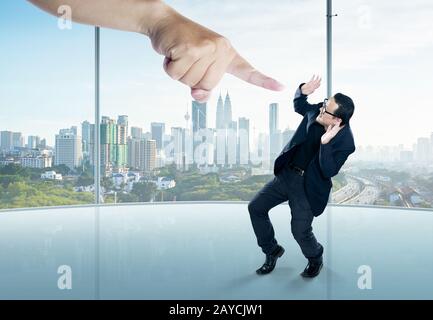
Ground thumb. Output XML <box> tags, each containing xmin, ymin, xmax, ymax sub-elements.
<box><xmin>227</xmin><ymin>53</ymin><xmax>285</xmax><ymax>91</ymax></box>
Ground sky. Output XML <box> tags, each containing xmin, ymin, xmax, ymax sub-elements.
<box><xmin>1</xmin><ymin>0</ymin><xmax>433</xmax><ymax>148</ymax></box>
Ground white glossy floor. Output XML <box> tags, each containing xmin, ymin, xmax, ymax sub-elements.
<box><xmin>0</xmin><ymin>202</ymin><xmax>432</xmax><ymax>299</ymax></box>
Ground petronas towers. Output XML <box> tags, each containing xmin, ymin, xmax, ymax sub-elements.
<box><xmin>216</xmin><ymin>92</ymin><xmax>233</xmax><ymax>129</ymax></box>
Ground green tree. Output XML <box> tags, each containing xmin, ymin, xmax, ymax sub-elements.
<box><xmin>131</xmin><ymin>181</ymin><xmax>157</xmax><ymax>202</ymax></box>
<box><xmin>0</xmin><ymin>180</ymin><xmax>94</xmax><ymax>209</ymax></box>
<box><xmin>76</xmin><ymin>170</ymin><xmax>94</xmax><ymax>187</ymax></box>
<box><xmin>0</xmin><ymin>175</ymin><xmax>25</xmax><ymax>188</ymax></box>
<box><xmin>101</xmin><ymin>176</ymin><xmax>114</xmax><ymax>191</ymax></box>
<box><xmin>0</xmin><ymin>163</ymin><xmax>30</xmax><ymax>177</ymax></box>
<box><xmin>117</xmin><ymin>192</ymin><xmax>139</xmax><ymax>203</ymax></box>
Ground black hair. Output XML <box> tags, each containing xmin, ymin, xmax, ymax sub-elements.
<box><xmin>333</xmin><ymin>93</ymin><xmax>354</xmax><ymax>126</ymax></box>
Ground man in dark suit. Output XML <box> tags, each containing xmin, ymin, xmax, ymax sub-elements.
<box><xmin>248</xmin><ymin>75</ymin><xmax>356</xmax><ymax>278</ymax></box>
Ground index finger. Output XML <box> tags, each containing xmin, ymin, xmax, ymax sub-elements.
<box><xmin>226</xmin><ymin>53</ymin><xmax>285</xmax><ymax>91</ymax></box>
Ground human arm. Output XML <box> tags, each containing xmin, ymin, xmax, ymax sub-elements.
<box><xmin>293</xmin><ymin>75</ymin><xmax>322</xmax><ymax>116</ymax></box>
<box><xmin>28</xmin><ymin>0</ymin><xmax>285</xmax><ymax>102</ymax></box>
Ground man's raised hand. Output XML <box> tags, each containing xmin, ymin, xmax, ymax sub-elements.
<box><xmin>321</xmin><ymin>123</ymin><xmax>345</xmax><ymax>145</ymax></box>
<box><xmin>300</xmin><ymin>75</ymin><xmax>321</xmax><ymax>95</ymax></box>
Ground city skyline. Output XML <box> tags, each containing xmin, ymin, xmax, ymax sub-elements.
<box><xmin>2</xmin><ymin>89</ymin><xmax>433</xmax><ymax>159</ymax></box>
<box><xmin>1</xmin><ymin>1</ymin><xmax>433</xmax><ymax>150</ymax></box>
<box><xmin>2</xmin><ymin>102</ymin><xmax>433</xmax><ymax>166</ymax></box>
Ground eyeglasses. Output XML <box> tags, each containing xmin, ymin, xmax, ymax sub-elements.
<box><xmin>321</xmin><ymin>98</ymin><xmax>340</xmax><ymax>118</ymax></box>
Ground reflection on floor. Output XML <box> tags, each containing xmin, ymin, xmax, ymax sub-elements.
<box><xmin>0</xmin><ymin>203</ymin><xmax>432</xmax><ymax>299</ymax></box>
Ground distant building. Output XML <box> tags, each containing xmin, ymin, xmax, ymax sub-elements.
<box><xmin>269</xmin><ymin>103</ymin><xmax>278</xmax><ymax>135</ymax></box>
<box><xmin>127</xmin><ymin>138</ymin><xmax>156</xmax><ymax>172</ymax></box>
<box><xmin>20</xmin><ymin>156</ymin><xmax>52</xmax><ymax>168</ymax></box>
<box><xmin>27</xmin><ymin>136</ymin><xmax>40</xmax><ymax>149</ymax></box>
<box><xmin>216</xmin><ymin>94</ymin><xmax>225</xmax><ymax>129</ymax></box>
<box><xmin>151</xmin><ymin>122</ymin><xmax>165</xmax><ymax>150</ymax></box>
<box><xmin>171</xmin><ymin>127</ymin><xmax>184</xmax><ymax>168</ymax></box>
<box><xmin>269</xmin><ymin>103</ymin><xmax>281</xmax><ymax>165</ymax></box>
<box><xmin>192</xmin><ymin>101</ymin><xmax>206</xmax><ymax>133</ymax></box>
<box><xmin>12</xmin><ymin>132</ymin><xmax>24</xmax><ymax>149</ymax></box>
<box><xmin>145</xmin><ymin>139</ymin><xmax>157</xmax><ymax>171</ymax></box>
<box><xmin>81</xmin><ymin>121</ymin><xmax>93</xmax><ymax>157</ymax></box>
<box><xmin>41</xmin><ymin>171</ymin><xmax>62</xmax><ymax>180</ymax></box>
<box><xmin>112</xmin><ymin>171</ymin><xmax>141</xmax><ymax>191</ymax></box>
<box><xmin>131</xmin><ymin>126</ymin><xmax>143</xmax><ymax>139</ymax></box>
<box><xmin>223</xmin><ymin>92</ymin><xmax>232</xmax><ymax>128</ymax></box>
<box><xmin>0</xmin><ymin>131</ymin><xmax>13</xmax><ymax>151</ymax></box>
<box><xmin>0</xmin><ymin>158</ymin><xmax>17</xmax><ymax>166</ymax></box>
<box><xmin>0</xmin><ymin>131</ymin><xmax>23</xmax><ymax>151</ymax></box>
<box><xmin>54</xmin><ymin>127</ymin><xmax>82</xmax><ymax>170</ymax></box>
<box><xmin>238</xmin><ymin>117</ymin><xmax>250</xmax><ymax>165</ymax></box>
<box><xmin>150</xmin><ymin>176</ymin><xmax>176</xmax><ymax>190</ymax></box>
<box><xmin>97</xmin><ymin>116</ymin><xmax>128</xmax><ymax>171</ymax></box>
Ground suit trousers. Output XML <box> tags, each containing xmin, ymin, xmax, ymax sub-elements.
<box><xmin>248</xmin><ymin>163</ymin><xmax>323</xmax><ymax>262</ymax></box>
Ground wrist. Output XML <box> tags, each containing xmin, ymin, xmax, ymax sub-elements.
<box><xmin>137</xmin><ymin>0</ymin><xmax>173</xmax><ymax>36</ymax></box>
<box><xmin>299</xmin><ymin>83</ymin><xmax>306</xmax><ymax>95</ymax></box>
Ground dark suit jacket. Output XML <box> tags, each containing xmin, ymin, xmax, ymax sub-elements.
<box><xmin>273</xmin><ymin>84</ymin><xmax>356</xmax><ymax>216</ymax></box>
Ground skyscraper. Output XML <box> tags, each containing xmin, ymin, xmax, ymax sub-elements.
<box><xmin>66</xmin><ymin>126</ymin><xmax>78</xmax><ymax>136</ymax></box>
<box><xmin>269</xmin><ymin>103</ymin><xmax>279</xmax><ymax>135</ymax></box>
<box><xmin>116</xmin><ymin>116</ymin><xmax>128</xmax><ymax>167</ymax></box>
<box><xmin>145</xmin><ymin>139</ymin><xmax>157</xmax><ymax>172</ymax></box>
<box><xmin>0</xmin><ymin>131</ymin><xmax>13</xmax><ymax>151</ymax></box>
<box><xmin>224</xmin><ymin>92</ymin><xmax>232</xmax><ymax>128</ymax></box>
<box><xmin>216</xmin><ymin>93</ymin><xmax>225</xmax><ymax>129</ymax></box>
<box><xmin>269</xmin><ymin>103</ymin><xmax>281</xmax><ymax>166</ymax></box>
<box><xmin>127</xmin><ymin>137</ymin><xmax>156</xmax><ymax>172</ymax></box>
<box><xmin>171</xmin><ymin>127</ymin><xmax>184</xmax><ymax>168</ymax></box>
<box><xmin>12</xmin><ymin>132</ymin><xmax>23</xmax><ymax>148</ymax></box>
<box><xmin>55</xmin><ymin>127</ymin><xmax>82</xmax><ymax>170</ymax></box>
<box><xmin>192</xmin><ymin>101</ymin><xmax>206</xmax><ymax>133</ymax></box>
<box><xmin>27</xmin><ymin>136</ymin><xmax>40</xmax><ymax>149</ymax></box>
<box><xmin>1</xmin><ymin>131</ymin><xmax>24</xmax><ymax>151</ymax></box>
<box><xmin>100</xmin><ymin>116</ymin><xmax>117</xmax><ymax>171</ymax></box>
<box><xmin>238</xmin><ymin>117</ymin><xmax>250</xmax><ymax>165</ymax></box>
<box><xmin>131</xmin><ymin>126</ymin><xmax>143</xmax><ymax>139</ymax></box>
<box><xmin>227</xmin><ymin>120</ymin><xmax>237</xmax><ymax>165</ymax></box>
<box><xmin>81</xmin><ymin>121</ymin><xmax>93</xmax><ymax>156</ymax></box>
<box><xmin>151</xmin><ymin>122</ymin><xmax>165</xmax><ymax>150</ymax></box>
<box><xmin>40</xmin><ymin>138</ymin><xmax>47</xmax><ymax>149</ymax></box>
<box><xmin>214</xmin><ymin>91</ymin><xmax>235</xmax><ymax>166</ymax></box>
<box><xmin>127</xmin><ymin>137</ymin><xmax>144</xmax><ymax>170</ymax></box>
<box><xmin>117</xmin><ymin>115</ymin><xmax>129</xmax><ymax>132</ymax></box>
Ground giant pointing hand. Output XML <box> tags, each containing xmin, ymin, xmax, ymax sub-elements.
<box><xmin>29</xmin><ymin>0</ymin><xmax>285</xmax><ymax>103</ymax></box>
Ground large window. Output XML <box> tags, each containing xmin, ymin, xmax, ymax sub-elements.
<box><xmin>1</xmin><ymin>0</ymin><xmax>431</xmax><ymax>210</ymax></box>
<box><xmin>329</xmin><ymin>0</ymin><xmax>433</xmax><ymax>299</ymax></box>
<box><xmin>332</xmin><ymin>0</ymin><xmax>433</xmax><ymax>209</ymax></box>
<box><xmin>97</xmin><ymin>0</ymin><xmax>326</xmax><ymax>205</ymax></box>
<box><xmin>0</xmin><ymin>1</ymin><xmax>95</xmax><ymax>209</ymax></box>
<box><xmin>1</xmin><ymin>0</ymin><xmax>432</xmax><ymax>301</ymax></box>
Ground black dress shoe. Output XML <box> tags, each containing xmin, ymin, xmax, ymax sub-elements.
<box><xmin>300</xmin><ymin>260</ymin><xmax>323</xmax><ymax>278</ymax></box>
<box><xmin>256</xmin><ymin>245</ymin><xmax>285</xmax><ymax>275</ymax></box>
